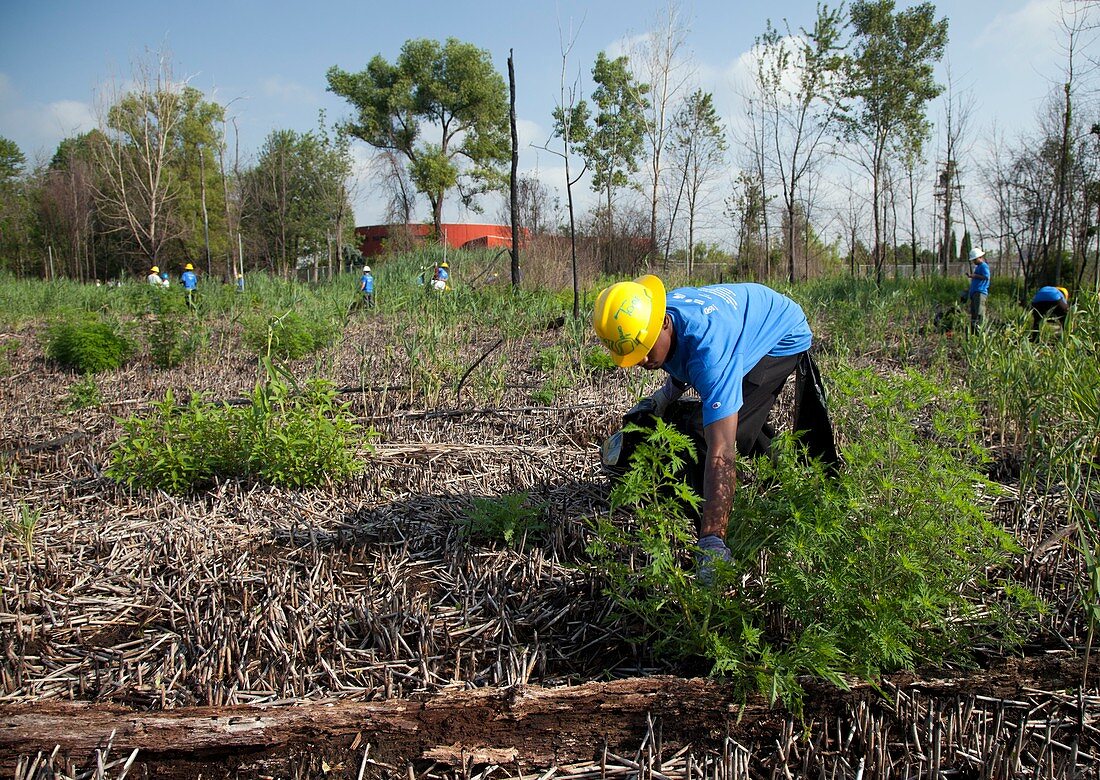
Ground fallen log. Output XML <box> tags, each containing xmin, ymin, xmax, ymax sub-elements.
<box><xmin>0</xmin><ymin>677</ymin><xmax>752</xmax><ymax>770</ymax></box>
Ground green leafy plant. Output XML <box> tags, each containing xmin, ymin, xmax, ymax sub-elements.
<box><xmin>243</xmin><ymin>311</ymin><xmax>337</xmax><ymax>360</ymax></box>
<box><xmin>589</xmin><ymin>362</ymin><xmax>1026</xmax><ymax>709</ymax></box>
<box><xmin>147</xmin><ymin>293</ymin><xmax>204</xmax><ymax>368</ymax></box>
<box><xmin>582</xmin><ymin>346</ymin><xmax>616</xmax><ymax>372</ymax></box>
<box><xmin>107</xmin><ymin>376</ymin><xmax>369</xmax><ymax>494</ymax></box>
<box><xmin>45</xmin><ymin>317</ymin><xmax>133</xmax><ymax>374</ymax></box>
<box><xmin>7</xmin><ymin>503</ymin><xmax>41</xmax><ymax>557</ymax></box>
<box><xmin>66</xmin><ymin>375</ymin><xmax>102</xmax><ymax>410</ymax></box>
<box><xmin>462</xmin><ymin>492</ymin><xmax>546</xmax><ymax>547</ymax></box>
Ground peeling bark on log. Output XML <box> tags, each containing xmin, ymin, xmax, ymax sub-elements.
<box><xmin>0</xmin><ymin>677</ymin><xmax>752</xmax><ymax>770</ymax></box>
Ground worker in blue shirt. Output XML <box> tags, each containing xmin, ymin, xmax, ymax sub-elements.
<box><xmin>1029</xmin><ymin>286</ymin><xmax>1069</xmax><ymax>341</ymax></box>
<box><xmin>181</xmin><ymin>263</ymin><xmax>198</xmax><ymax>309</ymax></box>
<box><xmin>359</xmin><ymin>265</ymin><xmax>375</xmax><ymax>308</ymax></box>
<box><xmin>593</xmin><ymin>275</ymin><xmax>838</xmax><ymax>583</ymax></box>
<box><xmin>965</xmin><ymin>248</ymin><xmax>991</xmax><ymax>332</ymax></box>
<box><xmin>432</xmin><ymin>261</ymin><xmax>450</xmax><ymax>291</ymax></box>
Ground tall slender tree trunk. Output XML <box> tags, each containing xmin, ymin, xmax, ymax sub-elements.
<box><xmin>508</xmin><ymin>51</ymin><xmax>521</xmax><ymax>288</ymax></box>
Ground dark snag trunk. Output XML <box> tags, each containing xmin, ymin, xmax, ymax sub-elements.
<box><xmin>508</xmin><ymin>50</ymin><xmax>521</xmax><ymax>288</ymax></box>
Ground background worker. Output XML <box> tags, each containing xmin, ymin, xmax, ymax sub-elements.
<box><xmin>359</xmin><ymin>265</ymin><xmax>375</xmax><ymax>307</ymax></box>
<box><xmin>593</xmin><ymin>275</ymin><xmax>838</xmax><ymax>582</ymax></box>
<box><xmin>1029</xmin><ymin>285</ymin><xmax>1070</xmax><ymax>341</ymax></box>
<box><xmin>966</xmin><ymin>248</ymin><xmax>991</xmax><ymax>331</ymax></box>
<box><xmin>432</xmin><ymin>261</ymin><xmax>450</xmax><ymax>291</ymax></box>
<box><xmin>181</xmin><ymin>263</ymin><xmax>198</xmax><ymax>308</ymax></box>
<box><xmin>147</xmin><ymin>265</ymin><xmax>165</xmax><ymax>286</ymax></box>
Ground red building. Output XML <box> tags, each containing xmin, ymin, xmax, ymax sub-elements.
<box><xmin>355</xmin><ymin>223</ymin><xmax>526</xmax><ymax>258</ymax></box>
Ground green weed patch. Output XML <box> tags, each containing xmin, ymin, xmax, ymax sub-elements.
<box><xmin>107</xmin><ymin>377</ymin><xmax>368</xmax><ymax>494</ymax></box>
<box><xmin>44</xmin><ymin>317</ymin><xmax>133</xmax><ymax>374</ymax></box>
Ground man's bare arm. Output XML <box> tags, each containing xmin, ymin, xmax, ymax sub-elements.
<box><xmin>701</xmin><ymin>413</ymin><xmax>738</xmax><ymax>539</ymax></box>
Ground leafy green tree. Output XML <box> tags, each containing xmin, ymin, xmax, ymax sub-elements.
<box><xmin>242</xmin><ymin>127</ymin><xmax>353</xmax><ymax>279</ymax></box>
<box><xmin>581</xmin><ymin>52</ymin><xmax>649</xmax><ymax>271</ymax></box>
<box><xmin>0</xmin><ymin>137</ymin><xmax>25</xmax><ymax>185</ymax></box>
<box><xmin>172</xmin><ymin>87</ymin><xmax>227</xmax><ymax>275</ymax></box>
<box><xmin>841</xmin><ymin>0</ymin><xmax>948</xmax><ymax>284</ymax></box>
<box><xmin>327</xmin><ymin>38</ymin><xmax>509</xmax><ymax>237</ymax></box>
<box><xmin>0</xmin><ymin>136</ymin><xmax>36</xmax><ymax>275</ymax></box>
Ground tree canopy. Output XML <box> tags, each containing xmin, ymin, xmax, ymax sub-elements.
<box><xmin>327</xmin><ymin>38</ymin><xmax>509</xmax><ymax>237</ymax></box>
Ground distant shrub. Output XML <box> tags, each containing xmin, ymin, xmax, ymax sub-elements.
<box><xmin>0</xmin><ymin>338</ymin><xmax>19</xmax><ymax>376</ymax></box>
<box><xmin>243</xmin><ymin>311</ymin><xmax>336</xmax><ymax>360</ymax></box>
<box><xmin>107</xmin><ymin>378</ymin><xmax>368</xmax><ymax>494</ymax></box>
<box><xmin>45</xmin><ymin>318</ymin><xmax>133</xmax><ymax>374</ymax></box>
<box><xmin>147</xmin><ymin>293</ymin><xmax>203</xmax><ymax>369</ymax></box>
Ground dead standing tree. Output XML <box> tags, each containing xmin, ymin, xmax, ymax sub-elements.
<box><xmin>94</xmin><ymin>52</ymin><xmax>185</xmax><ymax>272</ymax></box>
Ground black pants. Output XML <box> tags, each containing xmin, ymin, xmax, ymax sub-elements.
<box><xmin>1030</xmin><ymin>299</ymin><xmax>1068</xmax><ymax>341</ymax></box>
<box><xmin>693</xmin><ymin>351</ymin><xmax>840</xmax><ymax>469</ymax></box>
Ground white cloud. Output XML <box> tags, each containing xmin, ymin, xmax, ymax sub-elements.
<box><xmin>0</xmin><ymin>73</ymin><xmax>96</xmax><ymax>159</ymax></box>
<box><xmin>975</xmin><ymin>0</ymin><xmax>1061</xmax><ymax>50</ymax></box>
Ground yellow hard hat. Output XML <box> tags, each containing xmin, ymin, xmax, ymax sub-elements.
<box><xmin>150</xmin><ymin>266</ymin><xmax>159</xmax><ymax>273</ymax></box>
<box><xmin>1057</xmin><ymin>287</ymin><xmax>1068</xmax><ymax>299</ymax></box>
<box><xmin>592</xmin><ymin>274</ymin><xmax>666</xmax><ymax>367</ymax></box>
<box><xmin>184</xmin><ymin>263</ymin><xmax>193</xmax><ymax>270</ymax></box>
<box><xmin>440</xmin><ymin>261</ymin><xmax>449</xmax><ymax>268</ymax></box>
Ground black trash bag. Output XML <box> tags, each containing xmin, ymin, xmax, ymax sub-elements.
<box><xmin>600</xmin><ymin>398</ymin><xmax>707</xmax><ymax>518</ymax></box>
<box><xmin>793</xmin><ymin>352</ymin><xmax>841</xmax><ymax>475</ymax></box>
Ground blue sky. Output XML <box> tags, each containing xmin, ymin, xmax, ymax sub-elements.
<box><xmin>0</xmin><ymin>0</ymin><xmax>1081</xmax><ymax>229</ymax></box>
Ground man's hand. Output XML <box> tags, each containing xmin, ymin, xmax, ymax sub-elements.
<box><xmin>695</xmin><ymin>534</ymin><xmax>732</xmax><ymax>587</ymax></box>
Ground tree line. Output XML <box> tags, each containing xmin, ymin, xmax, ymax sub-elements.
<box><xmin>1</xmin><ymin>0</ymin><xmax>1097</xmax><ymax>291</ymax></box>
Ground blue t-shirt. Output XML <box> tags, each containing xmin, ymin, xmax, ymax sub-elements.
<box><xmin>181</xmin><ymin>270</ymin><xmax>197</xmax><ymax>290</ymax></box>
<box><xmin>437</xmin><ymin>268</ymin><xmax>449</xmax><ymax>281</ymax></box>
<box><xmin>360</xmin><ymin>273</ymin><xmax>374</xmax><ymax>294</ymax></box>
<box><xmin>1032</xmin><ymin>286</ymin><xmax>1064</xmax><ymax>304</ymax></box>
<box><xmin>662</xmin><ymin>283</ymin><xmax>812</xmax><ymax>426</ymax></box>
<box><xmin>968</xmin><ymin>262</ymin><xmax>990</xmax><ymax>296</ymax></box>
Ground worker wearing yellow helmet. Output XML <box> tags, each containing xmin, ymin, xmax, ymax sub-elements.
<box><xmin>1029</xmin><ymin>285</ymin><xmax>1071</xmax><ymax>341</ymax></box>
<box><xmin>181</xmin><ymin>263</ymin><xmax>198</xmax><ymax>309</ymax></box>
<box><xmin>146</xmin><ymin>266</ymin><xmax>165</xmax><ymax>287</ymax></box>
<box><xmin>594</xmin><ymin>275</ymin><xmax>837</xmax><ymax>584</ymax></box>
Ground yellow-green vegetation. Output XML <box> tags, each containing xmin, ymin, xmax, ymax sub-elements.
<box><xmin>107</xmin><ymin>373</ymin><xmax>369</xmax><ymax>494</ymax></box>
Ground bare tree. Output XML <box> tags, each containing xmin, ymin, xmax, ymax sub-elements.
<box><xmin>94</xmin><ymin>50</ymin><xmax>185</xmax><ymax>270</ymax></box>
<box><xmin>629</xmin><ymin>1</ymin><xmax>694</xmax><ymax>257</ymax></box>
<box><xmin>374</xmin><ymin>149</ymin><xmax>417</xmax><ymax>225</ymax></box>
<box><xmin>754</xmin><ymin>6</ymin><xmax>846</xmax><ymax>283</ymax></box>
<box><xmin>666</xmin><ymin>89</ymin><xmax>727</xmax><ymax>275</ymax></box>
<box><xmin>545</xmin><ymin>17</ymin><xmax>589</xmax><ymax>320</ymax></box>
<box><xmin>933</xmin><ymin>69</ymin><xmax>975</xmax><ymax>275</ymax></box>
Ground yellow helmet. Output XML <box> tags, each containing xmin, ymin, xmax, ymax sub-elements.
<box><xmin>440</xmin><ymin>261</ymin><xmax>449</xmax><ymax>268</ymax></box>
<box><xmin>150</xmin><ymin>266</ymin><xmax>159</xmax><ymax>273</ymax></box>
<box><xmin>592</xmin><ymin>274</ymin><xmax>666</xmax><ymax>367</ymax></box>
<box><xmin>184</xmin><ymin>263</ymin><xmax>194</xmax><ymax>270</ymax></box>
<box><xmin>1057</xmin><ymin>287</ymin><xmax>1068</xmax><ymax>299</ymax></box>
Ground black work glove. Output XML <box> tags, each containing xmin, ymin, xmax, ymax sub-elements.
<box><xmin>695</xmin><ymin>534</ymin><xmax>732</xmax><ymax>587</ymax></box>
